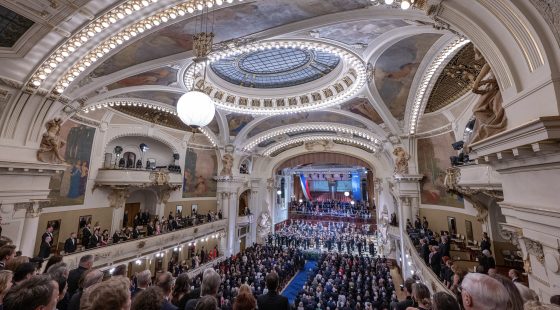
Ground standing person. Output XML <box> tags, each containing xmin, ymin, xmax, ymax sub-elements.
<box><xmin>67</xmin><ymin>269</ymin><xmax>104</xmax><ymax>310</ymax></box>
<box><xmin>39</xmin><ymin>236</ymin><xmax>52</xmax><ymax>258</ymax></box>
<box><xmin>156</xmin><ymin>272</ymin><xmax>177</xmax><ymax>310</ymax></box>
<box><xmin>392</xmin><ymin>278</ymin><xmax>416</xmax><ymax>310</ymax></box>
<box><xmin>233</xmin><ymin>284</ymin><xmax>256</xmax><ymax>310</ymax></box>
<box><xmin>431</xmin><ymin>292</ymin><xmax>460</xmax><ymax>310</ymax></box>
<box><xmin>64</xmin><ymin>233</ymin><xmax>77</xmax><ymax>254</ymax></box>
<box><xmin>81</xmin><ymin>223</ymin><xmax>92</xmax><ymax>248</ymax></box>
<box><xmin>67</xmin><ymin>255</ymin><xmax>93</xmax><ymax>297</ymax></box>
<box><xmin>80</xmin><ymin>276</ymin><xmax>131</xmax><ymax>310</ymax></box>
<box><xmin>256</xmin><ymin>272</ymin><xmax>290</xmax><ymax>310</ymax></box>
<box><xmin>185</xmin><ymin>268</ymin><xmax>221</xmax><ymax>310</ymax></box>
<box><xmin>411</xmin><ymin>283</ymin><xmax>432</xmax><ymax>310</ymax></box>
<box><xmin>480</xmin><ymin>232</ymin><xmax>491</xmax><ymax>252</ymax></box>
<box><xmin>3</xmin><ymin>275</ymin><xmax>59</xmax><ymax>310</ymax></box>
<box><xmin>0</xmin><ymin>245</ymin><xmax>16</xmax><ymax>271</ymax></box>
<box><xmin>132</xmin><ymin>270</ymin><xmax>151</xmax><ymax>299</ymax></box>
<box><xmin>0</xmin><ymin>270</ymin><xmax>13</xmax><ymax>308</ymax></box>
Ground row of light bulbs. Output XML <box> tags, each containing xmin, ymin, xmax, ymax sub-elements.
<box><xmin>408</xmin><ymin>38</ymin><xmax>470</xmax><ymax>134</ymax></box>
<box><xmin>30</xmin><ymin>0</ymin><xmax>159</xmax><ymax>89</ymax></box>
<box><xmin>31</xmin><ymin>0</ymin><xmax>245</xmax><ymax>94</ymax></box>
<box><xmin>186</xmin><ymin>40</ymin><xmax>367</xmax><ymax>115</ymax></box>
<box><xmin>81</xmin><ymin>99</ymin><xmax>218</xmax><ymax>147</ymax></box>
<box><xmin>243</xmin><ymin>123</ymin><xmax>381</xmax><ymax>152</ymax></box>
<box><xmin>262</xmin><ymin>135</ymin><xmax>378</xmax><ymax>157</ymax></box>
<box><xmin>370</xmin><ymin>0</ymin><xmax>419</xmax><ymax>10</ymax></box>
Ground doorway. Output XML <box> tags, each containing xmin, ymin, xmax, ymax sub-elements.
<box><xmin>125</xmin><ymin>203</ymin><xmax>140</xmax><ymax>227</ymax></box>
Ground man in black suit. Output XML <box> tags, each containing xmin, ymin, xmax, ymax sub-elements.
<box><xmin>439</xmin><ymin>235</ymin><xmax>450</xmax><ymax>258</ymax></box>
<box><xmin>81</xmin><ymin>223</ymin><xmax>92</xmax><ymax>248</ymax></box>
<box><xmin>132</xmin><ymin>269</ymin><xmax>151</xmax><ymax>299</ymax></box>
<box><xmin>430</xmin><ymin>246</ymin><xmax>442</xmax><ymax>276</ymax></box>
<box><xmin>185</xmin><ymin>268</ymin><xmax>221</xmax><ymax>310</ymax></box>
<box><xmin>156</xmin><ymin>271</ymin><xmax>178</xmax><ymax>310</ymax></box>
<box><xmin>64</xmin><ymin>232</ymin><xmax>78</xmax><ymax>254</ymax></box>
<box><xmin>257</xmin><ymin>271</ymin><xmax>290</xmax><ymax>310</ymax></box>
<box><xmin>41</xmin><ymin>225</ymin><xmax>54</xmax><ymax>247</ymax></box>
<box><xmin>391</xmin><ymin>278</ymin><xmax>417</xmax><ymax>310</ymax></box>
<box><xmin>67</xmin><ymin>254</ymin><xmax>93</xmax><ymax>296</ymax></box>
<box><xmin>420</xmin><ymin>238</ymin><xmax>430</xmax><ymax>265</ymax></box>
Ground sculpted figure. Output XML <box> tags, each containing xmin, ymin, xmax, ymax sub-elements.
<box><xmin>469</xmin><ymin>47</ymin><xmax>507</xmax><ymax>144</ymax></box>
<box><xmin>219</xmin><ymin>153</ymin><xmax>234</xmax><ymax>177</ymax></box>
<box><xmin>257</xmin><ymin>212</ymin><xmax>272</xmax><ymax>242</ymax></box>
<box><xmin>393</xmin><ymin>147</ymin><xmax>410</xmax><ymax>175</ymax></box>
<box><xmin>37</xmin><ymin>118</ymin><xmax>66</xmax><ymax>164</ymax></box>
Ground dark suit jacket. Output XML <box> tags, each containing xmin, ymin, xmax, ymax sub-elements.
<box><xmin>161</xmin><ymin>300</ymin><xmax>178</xmax><ymax>310</ymax></box>
<box><xmin>64</xmin><ymin>238</ymin><xmax>77</xmax><ymax>253</ymax></box>
<box><xmin>131</xmin><ymin>287</ymin><xmax>145</xmax><ymax>299</ymax></box>
<box><xmin>39</xmin><ymin>241</ymin><xmax>51</xmax><ymax>258</ymax></box>
<box><xmin>42</xmin><ymin>232</ymin><xmax>53</xmax><ymax>246</ymax></box>
<box><xmin>439</xmin><ymin>242</ymin><xmax>450</xmax><ymax>258</ymax></box>
<box><xmin>257</xmin><ymin>292</ymin><xmax>290</xmax><ymax>310</ymax></box>
<box><xmin>82</xmin><ymin>227</ymin><xmax>92</xmax><ymax>246</ymax></box>
<box><xmin>421</xmin><ymin>244</ymin><xmax>430</xmax><ymax>264</ymax></box>
<box><xmin>67</xmin><ymin>266</ymin><xmax>88</xmax><ymax>296</ymax></box>
<box><xmin>395</xmin><ymin>296</ymin><xmax>415</xmax><ymax>310</ymax></box>
<box><xmin>87</xmin><ymin>235</ymin><xmax>99</xmax><ymax>249</ymax></box>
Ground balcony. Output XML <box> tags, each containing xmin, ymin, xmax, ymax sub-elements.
<box><xmin>456</xmin><ymin>164</ymin><xmax>501</xmax><ymax>190</ymax></box>
<box><xmin>95</xmin><ymin>168</ymin><xmax>182</xmax><ymax>187</ymax></box>
<box><xmin>237</xmin><ymin>214</ymin><xmax>255</xmax><ymax>225</ymax></box>
<box><xmin>62</xmin><ymin>219</ymin><xmax>227</xmax><ymax>269</ymax></box>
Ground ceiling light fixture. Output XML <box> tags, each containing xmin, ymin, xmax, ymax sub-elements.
<box><xmin>176</xmin><ymin>7</ymin><xmax>216</xmax><ymax>128</ymax></box>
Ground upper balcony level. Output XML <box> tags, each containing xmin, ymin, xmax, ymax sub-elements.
<box><xmin>95</xmin><ymin>168</ymin><xmax>182</xmax><ymax>187</ymax></box>
<box><xmin>62</xmin><ymin>218</ymin><xmax>227</xmax><ymax>269</ymax></box>
<box><xmin>455</xmin><ymin>164</ymin><xmax>501</xmax><ymax>190</ymax></box>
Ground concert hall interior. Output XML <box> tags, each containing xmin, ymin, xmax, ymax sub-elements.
<box><xmin>0</xmin><ymin>0</ymin><xmax>560</xmax><ymax>309</ymax></box>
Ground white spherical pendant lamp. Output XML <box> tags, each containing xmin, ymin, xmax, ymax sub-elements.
<box><xmin>176</xmin><ymin>90</ymin><xmax>215</xmax><ymax>128</ymax></box>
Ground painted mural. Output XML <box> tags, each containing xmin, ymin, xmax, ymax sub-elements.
<box><xmin>107</xmin><ymin>67</ymin><xmax>178</xmax><ymax>90</ymax></box>
<box><xmin>248</xmin><ymin>111</ymin><xmax>367</xmax><ymax>137</ymax></box>
<box><xmin>417</xmin><ymin>132</ymin><xmax>464</xmax><ymax>208</ymax></box>
<box><xmin>206</xmin><ymin>117</ymin><xmax>220</xmax><ymax>135</ymax></box>
<box><xmin>92</xmin><ymin>0</ymin><xmax>370</xmax><ymax>76</ymax></box>
<box><xmin>373</xmin><ymin>33</ymin><xmax>441</xmax><ymax>120</ymax></box>
<box><xmin>340</xmin><ymin>97</ymin><xmax>384</xmax><ymax>124</ymax></box>
<box><xmin>117</xmin><ymin>91</ymin><xmax>182</xmax><ymax>105</ymax></box>
<box><xmin>183</xmin><ymin>148</ymin><xmax>217</xmax><ymax>198</ymax></box>
<box><xmin>226</xmin><ymin>113</ymin><xmax>254</xmax><ymax>136</ymax></box>
<box><xmin>48</xmin><ymin>120</ymin><xmax>96</xmax><ymax>206</ymax></box>
<box><xmin>312</xmin><ymin>19</ymin><xmax>409</xmax><ymax>46</ymax></box>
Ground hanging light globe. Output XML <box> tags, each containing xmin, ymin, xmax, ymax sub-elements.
<box><xmin>176</xmin><ymin>90</ymin><xmax>215</xmax><ymax>128</ymax></box>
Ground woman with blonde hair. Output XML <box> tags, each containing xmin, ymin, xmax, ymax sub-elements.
<box><xmin>0</xmin><ymin>270</ymin><xmax>13</xmax><ymax>307</ymax></box>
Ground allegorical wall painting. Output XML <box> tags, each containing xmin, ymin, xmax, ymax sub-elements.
<box><xmin>183</xmin><ymin>148</ymin><xmax>218</xmax><ymax>198</ymax></box>
<box><xmin>417</xmin><ymin>132</ymin><xmax>464</xmax><ymax>208</ymax></box>
<box><xmin>48</xmin><ymin>120</ymin><xmax>96</xmax><ymax>206</ymax></box>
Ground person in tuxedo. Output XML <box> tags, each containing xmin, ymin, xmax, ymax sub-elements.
<box><xmin>439</xmin><ymin>236</ymin><xmax>451</xmax><ymax>258</ymax></box>
<box><xmin>67</xmin><ymin>254</ymin><xmax>94</xmax><ymax>297</ymax></box>
<box><xmin>64</xmin><ymin>232</ymin><xmax>78</xmax><ymax>253</ymax></box>
<box><xmin>38</xmin><ymin>235</ymin><xmax>52</xmax><ymax>258</ymax></box>
<box><xmin>430</xmin><ymin>245</ymin><xmax>442</xmax><ymax>277</ymax></box>
<box><xmin>132</xmin><ymin>269</ymin><xmax>151</xmax><ymax>299</ymax></box>
<box><xmin>257</xmin><ymin>271</ymin><xmax>290</xmax><ymax>310</ymax></box>
<box><xmin>81</xmin><ymin>223</ymin><xmax>92</xmax><ymax>248</ymax></box>
<box><xmin>41</xmin><ymin>225</ymin><xmax>54</xmax><ymax>248</ymax></box>
<box><xmin>87</xmin><ymin>229</ymin><xmax>100</xmax><ymax>249</ymax></box>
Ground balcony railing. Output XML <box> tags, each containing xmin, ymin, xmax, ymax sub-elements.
<box><xmin>95</xmin><ymin>168</ymin><xmax>182</xmax><ymax>187</ymax></box>
<box><xmin>62</xmin><ymin>219</ymin><xmax>227</xmax><ymax>269</ymax></box>
<box><xmin>237</xmin><ymin>214</ymin><xmax>255</xmax><ymax>225</ymax></box>
<box><xmin>402</xmin><ymin>233</ymin><xmax>455</xmax><ymax>295</ymax></box>
<box><xmin>456</xmin><ymin>164</ymin><xmax>501</xmax><ymax>189</ymax></box>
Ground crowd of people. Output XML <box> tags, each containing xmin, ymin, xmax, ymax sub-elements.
<box><xmin>38</xmin><ymin>209</ymin><xmax>223</xmax><ymax>258</ymax></box>
<box><xmin>271</xmin><ymin>220</ymin><xmax>376</xmax><ymax>256</ymax></box>
<box><xmin>295</xmin><ymin>254</ymin><xmax>396</xmax><ymax>310</ymax></box>
<box><xmin>290</xmin><ymin>200</ymin><xmax>373</xmax><ymax>219</ymax></box>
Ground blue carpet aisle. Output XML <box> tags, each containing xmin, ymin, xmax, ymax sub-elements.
<box><xmin>282</xmin><ymin>260</ymin><xmax>318</xmax><ymax>305</ymax></box>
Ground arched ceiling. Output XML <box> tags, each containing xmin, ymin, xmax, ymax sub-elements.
<box><xmin>5</xmin><ymin>0</ymin><xmax>555</xmax><ymax>161</ymax></box>
<box><xmin>276</xmin><ymin>152</ymin><xmax>374</xmax><ymax>172</ymax></box>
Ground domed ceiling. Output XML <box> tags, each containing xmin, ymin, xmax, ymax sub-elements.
<box><xmin>210</xmin><ymin>47</ymin><xmax>340</xmax><ymax>88</ymax></box>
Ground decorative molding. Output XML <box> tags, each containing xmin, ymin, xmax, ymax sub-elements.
<box><xmin>529</xmin><ymin>0</ymin><xmax>560</xmax><ymax>48</ymax></box>
<box><xmin>523</xmin><ymin>237</ymin><xmax>545</xmax><ymax>264</ymax></box>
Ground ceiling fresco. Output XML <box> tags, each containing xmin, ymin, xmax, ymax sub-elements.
<box><xmin>247</xmin><ymin>111</ymin><xmax>368</xmax><ymax>137</ymax></box>
<box><xmin>115</xmin><ymin>91</ymin><xmax>182</xmax><ymax>106</ymax></box>
<box><xmin>340</xmin><ymin>97</ymin><xmax>384</xmax><ymax>124</ymax></box>
<box><xmin>206</xmin><ymin>117</ymin><xmax>220</xmax><ymax>135</ymax></box>
<box><xmin>107</xmin><ymin>67</ymin><xmax>178</xmax><ymax>91</ymax></box>
<box><xmin>0</xmin><ymin>5</ymin><xmax>34</xmax><ymax>48</ymax></box>
<box><xmin>226</xmin><ymin>113</ymin><xmax>254</xmax><ymax>136</ymax></box>
<box><xmin>373</xmin><ymin>33</ymin><xmax>442</xmax><ymax>120</ymax></box>
<box><xmin>311</xmin><ymin>19</ymin><xmax>409</xmax><ymax>46</ymax></box>
<box><xmin>92</xmin><ymin>0</ymin><xmax>371</xmax><ymax>77</ymax></box>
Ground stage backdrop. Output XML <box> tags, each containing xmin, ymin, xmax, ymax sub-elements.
<box><xmin>417</xmin><ymin>132</ymin><xmax>464</xmax><ymax>208</ymax></box>
<box><xmin>183</xmin><ymin>148</ymin><xmax>217</xmax><ymax>198</ymax></box>
<box><xmin>48</xmin><ymin>120</ymin><xmax>96</xmax><ymax>206</ymax></box>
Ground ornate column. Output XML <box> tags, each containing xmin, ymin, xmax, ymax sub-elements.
<box><xmin>19</xmin><ymin>201</ymin><xmax>42</xmax><ymax>257</ymax></box>
<box><xmin>248</xmin><ymin>188</ymin><xmax>259</xmax><ymax>245</ymax></box>
<box><xmin>216</xmin><ymin>176</ymin><xmax>244</xmax><ymax>256</ymax></box>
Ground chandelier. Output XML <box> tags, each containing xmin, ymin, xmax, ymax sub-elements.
<box><xmin>370</xmin><ymin>0</ymin><xmax>426</xmax><ymax>10</ymax></box>
<box><xmin>176</xmin><ymin>10</ymin><xmax>216</xmax><ymax>128</ymax></box>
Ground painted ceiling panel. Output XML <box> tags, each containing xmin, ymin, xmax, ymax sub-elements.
<box><xmin>373</xmin><ymin>33</ymin><xmax>442</xmax><ymax>120</ymax></box>
<box><xmin>340</xmin><ymin>97</ymin><xmax>384</xmax><ymax>124</ymax></box>
<box><xmin>92</xmin><ymin>0</ymin><xmax>370</xmax><ymax>77</ymax></box>
<box><xmin>311</xmin><ymin>19</ymin><xmax>409</xmax><ymax>46</ymax></box>
<box><xmin>115</xmin><ymin>91</ymin><xmax>182</xmax><ymax>106</ymax></box>
<box><xmin>247</xmin><ymin>111</ymin><xmax>367</xmax><ymax>137</ymax></box>
<box><xmin>0</xmin><ymin>5</ymin><xmax>34</xmax><ymax>48</ymax></box>
<box><xmin>226</xmin><ymin>113</ymin><xmax>254</xmax><ymax>136</ymax></box>
<box><xmin>107</xmin><ymin>67</ymin><xmax>178</xmax><ymax>90</ymax></box>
